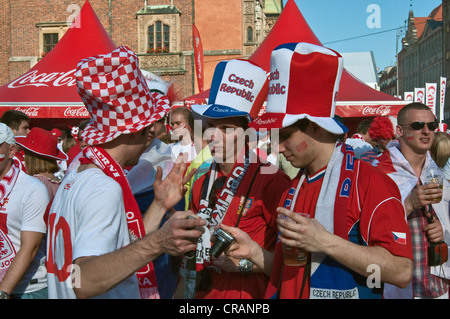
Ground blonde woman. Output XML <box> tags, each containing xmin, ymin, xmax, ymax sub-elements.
<box><xmin>430</xmin><ymin>131</ymin><xmax>450</xmax><ymax>181</ymax></box>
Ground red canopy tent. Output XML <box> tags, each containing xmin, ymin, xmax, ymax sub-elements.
<box><xmin>183</xmin><ymin>0</ymin><xmax>406</xmax><ymax>132</ymax></box>
<box><xmin>0</xmin><ymin>1</ymin><xmax>116</xmax><ymax>130</ymax></box>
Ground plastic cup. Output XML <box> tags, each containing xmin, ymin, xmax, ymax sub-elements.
<box><xmin>423</xmin><ymin>167</ymin><xmax>444</xmax><ymax>203</ymax></box>
<box><xmin>281</xmin><ymin>212</ymin><xmax>310</xmax><ymax>266</ymax></box>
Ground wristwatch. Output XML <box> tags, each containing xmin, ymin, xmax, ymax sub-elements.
<box><xmin>0</xmin><ymin>291</ymin><xmax>9</xmax><ymax>299</ymax></box>
<box><xmin>238</xmin><ymin>258</ymin><xmax>253</xmax><ymax>274</ymax></box>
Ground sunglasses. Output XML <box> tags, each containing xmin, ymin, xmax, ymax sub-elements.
<box><xmin>208</xmin><ymin>176</ymin><xmax>227</xmax><ymax>209</ymax></box>
<box><xmin>400</xmin><ymin>121</ymin><xmax>439</xmax><ymax>131</ymax></box>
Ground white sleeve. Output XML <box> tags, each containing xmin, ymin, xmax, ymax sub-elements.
<box><xmin>21</xmin><ymin>179</ymin><xmax>50</xmax><ymax>234</ymax></box>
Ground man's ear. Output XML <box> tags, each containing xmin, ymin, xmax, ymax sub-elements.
<box><xmin>9</xmin><ymin>143</ymin><xmax>16</xmax><ymax>158</ymax></box>
<box><xmin>396</xmin><ymin>125</ymin><xmax>403</xmax><ymax>137</ymax></box>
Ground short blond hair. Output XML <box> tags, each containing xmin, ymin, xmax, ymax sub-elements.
<box><xmin>24</xmin><ymin>149</ymin><xmax>59</xmax><ymax>175</ymax></box>
<box><xmin>430</xmin><ymin>132</ymin><xmax>450</xmax><ymax>168</ymax></box>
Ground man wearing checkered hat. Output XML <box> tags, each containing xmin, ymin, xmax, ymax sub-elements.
<box><xmin>228</xmin><ymin>42</ymin><xmax>413</xmax><ymax>299</ymax></box>
<box><xmin>46</xmin><ymin>46</ymin><xmax>206</xmax><ymax>299</ymax></box>
<box><xmin>176</xmin><ymin>59</ymin><xmax>291</xmax><ymax>299</ymax></box>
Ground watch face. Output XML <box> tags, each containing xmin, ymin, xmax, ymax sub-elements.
<box><xmin>239</xmin><ymin>259</ymin><xmax>253</xmax><ymax>273</ymax></box>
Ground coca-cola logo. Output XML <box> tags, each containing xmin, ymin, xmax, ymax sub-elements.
<box><xmin>14</xmin><ymin>107</ymin><xmax>40</xmax><ymax>117</ymax></box>
<box><xmin>362</xmin><ymin>105</ymin><xmax>392</xmax><ymax>116</ymax></box>
<box><xmin>63</xmin><ymin>107</ymin><xmax>89</xmax><ymax>117</ymax></box>
<box><xmin>8</xmin><ymin>69</ymin><xmax>77</xmax><ymax>89</ymax></box>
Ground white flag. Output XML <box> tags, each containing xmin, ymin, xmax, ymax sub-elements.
<box><xmin>414</xmin><ymin>88</ymin><xmax>425</xmax><ymax>103</ymax></box>
<box><xmin>426</xmin><ymin>83</ymin><xmax>437</xmax><ymax>115</ymax></box>
<box><xmin>440</xmin><ymin>77</ymin><xmax>447</xmax><ymax>123</ymax></box>
<box><xmin>404</xmin><ymin>92</ymin><xmax>414</xmax><ymax>101</ymax></box>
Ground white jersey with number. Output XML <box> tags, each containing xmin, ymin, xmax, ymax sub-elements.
<box><xmin>46</xmin><ymin>167</ymin><xmax>140</xmax><ymax>299</ymax></box>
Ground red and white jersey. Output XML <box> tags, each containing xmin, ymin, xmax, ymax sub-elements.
<box><xmin>0</xmin><ymin>170</ymin><xmax>49</xmax><ymax>294</ymax></box>
<box><xmin>46</xmin><ymin>167</ymin><xmax>140</xmax><ymax>299</ymax></box>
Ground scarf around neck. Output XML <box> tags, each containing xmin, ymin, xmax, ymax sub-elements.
<box><xmin>194</xmin><ymin>148</ymin><xmax>252</xmax><ymax>268</ymax></box>
<box><xmin>81</xmin><ymin>146</ymin><xmax>160</xmax><ymax>299</ymax></box>
<box><xmin>0</xmin><ymin>161</ymin><xmax>21</xmax><ymax>281</ymax></box>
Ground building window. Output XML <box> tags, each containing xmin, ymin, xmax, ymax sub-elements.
<box><xmin>36</xmin><ymin>23</ymin><xmax>68</xmax><ymax>59</ymax></box>
<box><xmin>247</xmin><ymin>26</ymin><xmax>253</xmax><ymax>42</ymax></box>
<box><xmin>148</xmin><ymin>21</ymin><xmax>170</xmax><ymax>53</ymax></box>
<box><xmin>43</xmin><ymin>33</ymin><xmax>59</xmax><ymax>54</ymax></box>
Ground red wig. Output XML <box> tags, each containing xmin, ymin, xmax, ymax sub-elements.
<box><xmin>368</xmin><ymin>116</ymin><xmax>395</xmax><ymax>140</ymax></box>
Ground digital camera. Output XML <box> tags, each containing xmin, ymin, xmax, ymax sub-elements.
<box><xmin>210</xmin><ymin>228</ymin><xmax>235</xmax><ymax>258</ymax></box>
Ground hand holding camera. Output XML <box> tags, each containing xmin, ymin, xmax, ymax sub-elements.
<box><xmin>210</xmin><ymin>228</ymin><xmax>235</xmax><ymax>258</ymax></box>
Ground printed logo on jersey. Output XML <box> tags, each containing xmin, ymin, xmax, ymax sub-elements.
<box><xmin>0</xmin><ymin>228</ymin><xmax>16</xmax><ymax>271</ymax></box>
<box><xmin>238</xmin><ymin>196</ymin><xmax>253</xmax><ymax>217</ymax></box>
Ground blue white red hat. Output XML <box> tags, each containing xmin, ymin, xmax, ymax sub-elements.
<box><xmin>76</xmin><ymin>46</ymin><xmax>171</xmax><ymax>145</ymax></box>
<box><xmin>191</xmin><ymin>59</ymin><xmax>269</xmax><ymax>122</ymax></box>
<box><xmin>250</xmin><ymin>42</ymin><xmax>347</xmax><ymax>134</ymax></box>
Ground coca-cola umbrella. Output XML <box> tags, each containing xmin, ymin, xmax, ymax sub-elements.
<box><xmin>183</xmin><ymin>0</ymin><xmax>407</xmax><ymax>131</ymax></box>
<box><xmin>0</xmin><ymin>1</ymin><xmax>116</xmax><ymax>129</ymax></box>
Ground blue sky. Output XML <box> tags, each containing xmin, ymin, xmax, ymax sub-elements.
<box><xmin>284</xmin><ymin>0</ymin><xmax>442</xmax><ymax>71</ymax></box>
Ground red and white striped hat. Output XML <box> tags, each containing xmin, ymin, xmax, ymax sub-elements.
<box><xmin>76</xmin><ymin>46</ymin><xmax>171</xmax><ymax>145</ymax></box>
<box><xmin>250</xmin><ymin>42</ymin><xmax>347</xmax><ymax>134</ymax></box>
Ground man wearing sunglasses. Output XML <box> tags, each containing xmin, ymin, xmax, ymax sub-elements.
<box><xmin>374</xmin><ymin>102</ymin><xmax>450</xmax><ymax>299</ymax></box>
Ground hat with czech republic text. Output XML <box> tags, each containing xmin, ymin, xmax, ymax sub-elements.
<box><xmin>191</xmin><ymin>59</ymin><xmax>269</xmax><ymax>122</ymax></box>
<box><xmin>250</xmin><ymin>42</ymin><xmax>347</xmax><ymax>134</ymax></box>
<box><xmin>76</xmin><ymin>46</ymin><xmax>171</xmax><ymax>146</ymax></box>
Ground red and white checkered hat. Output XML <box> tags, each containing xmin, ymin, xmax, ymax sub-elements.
<box><xmin>76</xmin><ymin>46</ymin><xmax>171</xmax><ymax>145</ymax></box>
<box><xmin>250</xmin><ymin>42</ymin><xmax>347</xmax><ymax>134</ymax></box>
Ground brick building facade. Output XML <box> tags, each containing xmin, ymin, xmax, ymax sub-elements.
<box><xmin>0</xmin><ymin>0</ymin><xmax>282</xmax><ymax>100</ymax></box>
